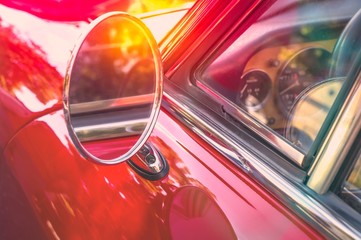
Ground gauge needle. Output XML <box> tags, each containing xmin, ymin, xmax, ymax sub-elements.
<box><xmin>240</xmin><ymin>84</ymin><xmax>248</xmax><ymax>96</ymax></box>
<box><xmin>280</xmin><ymin>81</ymin><xmax>299</xmax><ymax>95</ymax></box>
<box><xmin>293</xmin><ymin>73</ymin><xmax>301</xmax><ymax>85</ymax></box>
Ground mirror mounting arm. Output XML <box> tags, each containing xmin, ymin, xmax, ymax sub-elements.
<box><xmin>128</xmin><ymin>143</ymin><xmax>169</xmax><ymax>181</ymax></box>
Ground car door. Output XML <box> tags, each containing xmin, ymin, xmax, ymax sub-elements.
<box><xmin>2</xmin><ymin>1</ymin><xmax>321</xmax><ymax>239</ymax></box>
<box><xmin>2</xmin><ymin>0</ymin><xmax>361</xmax><ymax>239</ymax></box>
<box><xmin>161</xmin><ymin>0</ymin><xmax>361</xmax><ymax>238</ymax></box>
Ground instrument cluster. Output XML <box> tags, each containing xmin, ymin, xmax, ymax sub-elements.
<box><xmin>236</xmin><ymin>42</ymin><xmax>335</xmax><ymax>133</ymax></box>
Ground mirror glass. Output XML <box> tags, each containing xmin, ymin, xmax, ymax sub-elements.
<box><xmin>64</xmin><ymin>12</ymin><xmax>162</xmax><ymax>164</ymax></box>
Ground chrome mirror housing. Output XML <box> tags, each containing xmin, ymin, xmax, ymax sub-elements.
<box><xmin>63</xmin><ymin>12</ymin><xmax>162</xmax><ymax>165</ymax></box>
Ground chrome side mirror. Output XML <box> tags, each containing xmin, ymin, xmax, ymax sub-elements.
<box><xmin>63</xmin><ymin>12</ymin><xmax>162</xmax><ymax>164</ymax></box>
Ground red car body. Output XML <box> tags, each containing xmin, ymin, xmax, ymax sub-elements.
<box><xmin>1</xmin><ymin>0</ymin><xmax>360</xmax><ymax>239</ymax></box>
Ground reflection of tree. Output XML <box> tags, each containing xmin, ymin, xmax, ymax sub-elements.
<box><xmin>122</xmin><ymin>58</ymin><xmax>155</xmax><ymax>97</ymax></box>
<box><xmin>70</xmin><ymin>47</ymin><xmax>125</xmax><ymax>103</ymax></box>
<box><xmin>69</xmin><ymin>16</ymin><xmax>155</xmax><ymax>104</ymax></box>
<box><xmin>0</xmin><ymin>19</ymin><xmax>62</xmax><ymax>105</ymax></box>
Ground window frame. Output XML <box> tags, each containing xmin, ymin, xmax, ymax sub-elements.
<box><xmin>192</xmin><ymin>0</ymin><xmax>360</xmax><ymax>169</ymax></box>
<box><xmin>333</xmin><ymin>135</ymin><xmax>361</xmax><ymax>215</ymax></box>
<box><xmin>162</xmin><ymin>0</ymin><xmax>361</xmax><ymax>238</ymax></box>
<box><xmin>307</xmin><ymin>63</ymin><xmax>361</xmax><ymax>193</ymax></box>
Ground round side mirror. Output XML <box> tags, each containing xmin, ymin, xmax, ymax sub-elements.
<box><xmin>63</xmin><ymin>12</ymin><xmax>162</xmax><ymax>164</ymax></box>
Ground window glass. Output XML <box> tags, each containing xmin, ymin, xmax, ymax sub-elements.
<box><xmin>339</xmin><ymin>153</ymin><xmax>361</xmax><ymax>214</ymax></box>
<box><xmin>198</xmin><ymin>0</ymin><xmax>361</xmax><ymax>156</ymax></box>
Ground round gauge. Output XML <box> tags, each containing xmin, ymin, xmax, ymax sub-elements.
<box><xmin>285</xmin><ymin>78</ymin><xmax>342</xmax><ymax>153</ymax></box>
<box><xmin>237</xmin><ymin>70</ymin><xmax>271</xmax><ymax>109</ymax></box>
<box><xmin>277</xmin><ymin>47</ymin><xmax>331</xmax><ymax>116</ymax></box>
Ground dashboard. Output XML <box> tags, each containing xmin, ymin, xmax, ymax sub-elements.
<box><xmin>198</xmin><ymin>0</ymin><xmax>361</xmax><ymax>153</ymax></box>
<box><xmin>239</xmin><ymin>40</ymin><xmax>335</xmax><ymax>132</ymax></box>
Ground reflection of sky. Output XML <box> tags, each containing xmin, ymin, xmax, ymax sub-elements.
<box><xmin>141</xmin><ymin>8</ymin><xmax>189</xmax><ymax>43</ymax></box>
<box><xmin>0</xmin><ymin>5</ymin><xmax>87</xmax><ymax>75</ymax></box>
<box><xmin>0</xmin><ymin>2</ymin><xmax>190</xmax><ymax>112</ymax></box>
<box><xmin>43</xmin><ymin>111</ymin><xmax>72</xmax><ymax>150</ymax></box>
<box><xmin>0</xmin><ymin>3</ymin><xmax>190</xmax><ymax>79</ymax></box>
<box><xmin>14</xmin><ymin>85</ymin><xmax>58</xmax><ymax>112</ymax></box>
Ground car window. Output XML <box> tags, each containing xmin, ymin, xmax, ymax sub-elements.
<box><xmin>196</xmin><ymin>0</ymin><xmax>361</xmax><ymax>164</ymax></box>
<box><xmin>339</xmin><ymin>152</ymin><xmax>361</xmax><ymax>214</ymax></box>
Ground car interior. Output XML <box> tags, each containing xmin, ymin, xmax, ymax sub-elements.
<box><xmin>197</xmin><ymin>0</ymin><xmax>361</xmax><ymax>214</ymax></box>
<box><xmin>199</xmin><ymin>0</ymin><xmax>361</xmax><ymax>153</ymax></box>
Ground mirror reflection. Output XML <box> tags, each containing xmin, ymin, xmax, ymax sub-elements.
<box><xmin>68</xmin><ymin>14</ymin><xmax>157</xmax><ymax>161</ymax></box>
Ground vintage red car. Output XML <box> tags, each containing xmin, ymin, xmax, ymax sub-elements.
<box><xmin>1</xmin><ymin>0</ymin><xmax>361</xmax><ymax>239</ymax></box>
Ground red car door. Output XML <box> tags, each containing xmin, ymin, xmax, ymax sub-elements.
<box><xmin>2</xmin><ymin>0</ymin><xmax>361</xmax><ymax>239</ymax></box>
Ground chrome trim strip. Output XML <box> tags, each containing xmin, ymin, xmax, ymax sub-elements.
<box><xmin>163</xmin><ymin>90</ymin><xmax>361</xmax><ymax>239</ymax></box>
<box><xmin>162</xmin><ymin>0</ymin><xmax>242</xmax><ymax>75</ymax></box>
<box><xmin>197</xmin><ymin>80</ymin><xmax>305</xmax><ymax>167</ymax></box>
<box><xmin>163</xmin><ymin>0</ymin><xmax>269</xmax><ymax>77</ymax></box>
<box><xmin>307</xmin><ymin>72</ymin><xmax>361</xmax><ymax>194</ymax></box>
<box><xmin>137</xmin><ymin>3</ymin><xmax>193</xmax><ymax>20</ymax></box>
<box><xmin>160</xmin><ymin>0</ymin><xmax>210</xmax><ymax>58</ymax></box>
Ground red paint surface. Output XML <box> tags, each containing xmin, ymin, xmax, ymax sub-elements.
<box><xmin>0</xmin><ymin>2</ymin><xmax>186</xmax><ymax>150</ymax></box>
<box><xmin>83</xmin><ymin>136</ymin><xmax>140</xmax><ymax>160</ymax></box>
<box><xmin>0</xmin><ymin>0</ymin><xmax>324</xmax><ymax>239</ymax></box>
<box><xmin>4</xmin><ymin>109</ymin><xmax>323</xmax><ymax>239</ymax></box>
<box><xmin>0</xmin><ymin>0</ymin><xmax>131</xmax><ymax>21</ymax></box>
<box><xmin>0</xmin><ymin>16</ymin><xmax>63</xmax><ymax>148</ymax></box>
<box><xmin>0</xmin><ymin>4</ymin><xmax>79</xmax><ymax>149</ymax></box>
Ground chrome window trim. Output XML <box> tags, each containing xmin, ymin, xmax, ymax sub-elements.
<box><xmin>160</xmin><ymin>0</ymin><xmax>227</xmax><ymax>64</ymax></box>
<box><xmin>307</xmin><ymin>71</ymin><xmax>361</xmax><ymax>194</ymax></box>
<box><xmin>196</xmin><ymin>80</ymin><xmax>305</xmax><ymax>167</ymax></box>
<box><xmin>178</xmin><ymin>0</ymin><xmax>360</xmax><ymax>170</ymax></box>
<box><xmin>161</xmin><ymin>0</ymin><xmax>267</xmax><ymax>75</ymax></box>
<box><xmin>163</xmin><ymin>87</ymin><xmax>361</xmax><ymax>239</ymax></box>
<box><xmin>160</xmin><ymin>0</ymin><xmax>361</xmax><ymax>237</ymax></box>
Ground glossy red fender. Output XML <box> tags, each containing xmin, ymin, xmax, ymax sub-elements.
<box><xmin>0</xmin><ymin>4</ymin><xmax>78</xmax><ymax>149</ymax></box>
<box><xmin>0</xmin><ymin>1</ymin><xmax>324</xmax><ymax>239</ymax></box>
<box><xmin>4</xmin><ymin>108</ymin><xmax>322</xmax><ymax>239</ymax></box>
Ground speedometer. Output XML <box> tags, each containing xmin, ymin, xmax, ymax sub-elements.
<box><xmin>277</xmin><ymin>47</ymin><xmax>332</xmax><ymax>116</ymax></box>
<box><xmin>237</xmin><ymin>70</ymin><xmax>271</xmax><ymax>109</ymax></box>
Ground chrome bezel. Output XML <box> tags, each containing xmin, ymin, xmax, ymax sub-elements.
<box><xmin>236</xmin><ymin>69</ymin><xmax>272</xmax><ymax>111</ymax></box>
<box><xmin>63</xmin><ymin>12</ymin><xmax>163</xmax><ymax>165</ymax></box>
<box><xmin>284</xmin><ymin>77</ymin><xmax>343</xmax><ymax>152</ymax></box>
<box><xmin>276</xmin><ymin>46</ymin><xmax>332</xmax><ymax>117</ymax></box>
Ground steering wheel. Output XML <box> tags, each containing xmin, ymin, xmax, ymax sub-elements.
<box><xmin>329</xmin><ymin>9</ymin><xmax>361</xmax><ymax>78</ymax></box>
